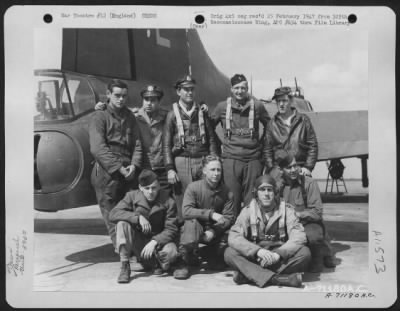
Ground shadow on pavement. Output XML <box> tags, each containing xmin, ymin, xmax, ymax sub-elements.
<box><xmin>65</xmin><ymin>243</ymin><xmax>119</xmax><ymax>263</ymax></box>
<box><xmin>35</xmin><ymin>218</ymin><xmax>107</xmax><ymax>235</ymax></box>
<box><xmin>325</xmin><ymin>221</ymin><xmax>368</xmax><ymax>242</ymax></box>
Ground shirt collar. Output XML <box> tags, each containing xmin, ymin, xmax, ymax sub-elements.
<box><xmin>137</xmin><ymin>107</ymin><xmax>162</xmax><ymax>124</ymax></box>
<box><xmin>178</xmin><ymin>100</ymin><xmax>198</xmax><ymax>117</ymax></box>
<box><xmin>276</xmin><ymin>107</ymin><xmax>297</xmax><ymax>122</ymax></box>
<box><xmin>107</xmin><ymin>104</ymin><xmax>129</xmax><ymax>119</ymax></box>
<box><xmin>202</xmin><ymin>178</ymin><xmax>222</xmax><ymax>192</ymax></box>
<box><xmin>231</xmin><ymin>96</ymin><xmax>252</xmax><ymax>111</ymax></box>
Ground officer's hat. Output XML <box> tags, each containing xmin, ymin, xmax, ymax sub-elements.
<box><xmin>175</xmin><ymin>75</ymin><xmax>196</xmax><ymax>89</ymax></box>
<box><xmin>230</xmin><ymin>74</ymin><xmax>247</xmax><ymax>87</ymax></box>
<box><xmin>272</xmin><ymin>86</ymin><xmax>293</xmax><ymax>100</ymax></box>
<box><xmin>140</xmin><ymin>85</ymin><xmax>164</xmax><ymax>99</ymax></box>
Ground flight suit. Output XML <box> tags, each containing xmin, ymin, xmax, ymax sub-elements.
<box><xmin>135</xmin><ymin>107</ymin><xmax>170</xmax><ymax>192</ymax></box>
<box><xmin>90</xmin><ymin>105</ymin><xmax>142</xmax><ymax>247</ymax></box>
<box><xmin>224</xmin><ymin>199</ymin><xmax>311</xmax><ymax>287</ymax></box>
<box><xmin>211</xmin><ymin>96</ymin><xmax>270</xmax><ymax>216</ymax></box>
<box><xmin>163</xmin><ymin>103</ymin><xmax>218</xmax><ymax>222</ymax></box>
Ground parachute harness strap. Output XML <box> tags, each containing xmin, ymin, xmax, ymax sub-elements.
<box><xmin>172</xmin><ymin>103</ymin><xmax>185</xmax><ymax>146</ymax></box>
<box><xmin>278</xmin><ymin>199</ymin><xmax>286</xmax><ymax>241</ymax></box>
<box><xmin>173</xmin><ymin>102</ymin><xmax>206</xmax><ymax>146</ymax></box>
<box><xmin>225</xmin><ymin>97</ymin><xmax>255</xmax><ymax>139</ymax></box>
<box><xmin>249</xmin><ymin>199</ymin><xmax>259</xmax><ymax>242</ymax></box>
<box><xmin>198</xmin><ymin>107</ymin><xmax>206</xmax><ymax>144</ymax></box>
<box><xmin>225</xmin><ymin>97</ymin><xmax>232</xmax><ymax>139</ymax></box>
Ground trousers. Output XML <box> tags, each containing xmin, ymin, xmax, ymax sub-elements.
<box><xmin>224</xmin><ymin>244</ymin><xmax>311</xmax><ymax>288</ymax></box>
<box><xmin>91</xmin><ymin>164</ymin><xmax>138</xmax><ymax>247</ymax></box>
<box><xmin>179</xmin><ymin>219</ymin><xmax>228</xmax><ymax>263</ymax></box>
<box><xmin>304</xmin><ymin>222</ymin><xmax>333</xmax><ymax>258</ymax></box>
<box><xmin>222</xmin><ymin>158</ymin><xmax>263</xmax><ymax>216</ymax></box>
<box><xmin>115</xmin><ymin>221</ymin><xmax>178</xmax><ymax>268</ymax></box>
<box><xmin>173</xmin><ymin>156</ymin><xmax>203</xmax><ymax>223</ymax></box>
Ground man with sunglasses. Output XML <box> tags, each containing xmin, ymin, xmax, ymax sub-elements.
<box><xmin>163</xmin><ymin>75</ymin><xmax>219</xmax><ymax>223</ymax></box>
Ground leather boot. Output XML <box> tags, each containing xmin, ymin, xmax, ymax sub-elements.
<box><xmin>270</xmin><ymin>273</ymin><xmax>302</xmax><ymax>288</ymax></box>
<box><xmin>308</xmin><ymin>256</ymin><xmax>324</xmax><ymax>273</ymax></box>
<box><xmin>323</xmin><ymin>255</ymin><xmax>337</xmax><ymax>268</ymax></box>
<box><xmin>173</xmin><ymin>246</ymin><xmax>191</xmax><ymax>280</ymax></box>
<box><xmin>155</xmin><ymin>250</ymin><xmax>171</xmax><ymax>271</ymax></box>
<box><xmin>233</xmin><ymin>271</ymin><xmax>249</xmax><ymax>285</ymax></box>
<box><xmin>117</xmin><ymin>261</ymin><xmax>131</xmax><ymax>283</ymax></box>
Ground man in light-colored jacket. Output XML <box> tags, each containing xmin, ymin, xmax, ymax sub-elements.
<box><xmin>224</xmin><ymin>174</ymin><xmax>311</xmax><ymax>288</ymax></box>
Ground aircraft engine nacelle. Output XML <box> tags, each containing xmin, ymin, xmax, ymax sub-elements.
<box><xmin>34</xmin><ymin>126</ymin><xmax>96</xmax><ymax>211</ymax></box>
<box><xmin>35</xmin><ymin>130</ymin><xmax>82</xmax><ymax>193</ymax></box>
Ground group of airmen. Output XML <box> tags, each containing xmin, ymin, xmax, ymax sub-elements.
<box><xmin>89</xmin><ymin>73</ymin><xmax>336</xmax><ymax>287</ymax></box>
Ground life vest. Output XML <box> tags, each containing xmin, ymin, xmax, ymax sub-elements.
<box><xmin>225</xmin><ymin>97</ymin><xmax>255</xmax><ymax>139</ymax></box>
<box><xmin>172</xmin><ymin>102</ymin><xmax>206</xmax><ymax>147</ymax></box>
<box><xmin>248</xmin><ymin>198</ymin><xmax>287</xmax><ymax>242</ymax></box>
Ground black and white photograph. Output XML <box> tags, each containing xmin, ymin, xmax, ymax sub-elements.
<box><xmin>4</xmin><ymin>5</ymin><xmax>396</xmax><ymax>308</ymax></box>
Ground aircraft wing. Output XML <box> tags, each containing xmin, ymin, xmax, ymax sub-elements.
<box><xmin>304</xmin><ymin>110</ymin><xmax>368</xmax><ymax>161</ymax></box>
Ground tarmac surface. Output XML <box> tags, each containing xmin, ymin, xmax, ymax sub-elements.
<box><xmin>34</xmin><ymin>195</ymin><xmax>369</xmax><ymax>293</ymax></box>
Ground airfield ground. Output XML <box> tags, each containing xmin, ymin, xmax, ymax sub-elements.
<box><xmin>33</xmin><ymin>181</ymin><xmax>369</xmax><ymax>299</ymax></box>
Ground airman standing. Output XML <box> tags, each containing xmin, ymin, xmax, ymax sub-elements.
<box><xmin>264</xmin><ymin>86</ymin><xmax>318</xmax><ymax>185</ymax></box>
<box><xmin>89</xmin><ymin>79</ymin><xmax>142</xmax><ymax>247</ymax></box>
<box><xmin>211</xmin><ymin>74</ymin><xmax>270</xmax><ymax>216</ymax></box>
<box><xmin>163</xmin><ymin>75</ymin><xmax>219</xmax><ymax>223</ymax></box>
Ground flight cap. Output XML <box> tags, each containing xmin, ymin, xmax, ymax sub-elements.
<box><xmin>140</xmin><ymin>85</ymin><xmax>164</xmax><ymax>99</ymax></box>
<box><xmin>272</xmin><ymin>86</ymin><xmax>292</xmax><ymax>100</ymax></box>
<box><xmin>175</xmin><ymin>75</ymin><xmax>196</xmax><ymax>89</ymax></box>
<box><xmin>139</xmin><ymin>169</ymin><xmax>158</xmax><ymax>187</ymax></box>
<box><xmin>274</xmin><ymin>149</ymin><xmax>294</xmax><ymax>169</ymax></box>
<box><xmin>230</xmin><ymin>74</ymin><xmax>247</xmax><ymax>87</ymax></box>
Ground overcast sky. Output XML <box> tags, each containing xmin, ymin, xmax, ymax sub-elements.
<box><xmin>198</xmin><ymin>29</ymin><xmax>368</xmax><ymax>181</ymax></box>
<box><xmin>34</xmin><ymin>27</ymin><xmax>368</xmax><ymax>181</ymax></box>
<box><xmin>198</xmin><ymin>28</ymin><xmax>368</xmax><ymax>112</ymax></box>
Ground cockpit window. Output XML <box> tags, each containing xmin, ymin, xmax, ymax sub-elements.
<box><xmin>35</xmin><ymin>72</ymin><xmax>96</xmax><ymax>121</ymax></box>
<box><xmin>35</xmin><ymin>76</ymin><xmax>68</xmax><ymax>121</ymax></box>
<box><xmin>66</xmin><ymin>76</ymin><xmax>95</xmax><ymax>115</ymax></box>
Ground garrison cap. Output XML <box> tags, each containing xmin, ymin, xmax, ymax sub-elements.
<box><xmin>275</xmin><ymin>149</ymin><xmax>294</xmax><ymax>168</ymax></box>
<box><xmin>272</xmin><ymin>86</ymin><xmax>293</xmax><ymax>100</ymax></box>
<box><xmin>140</xmin><ymin>85</ymin><xmax>164</xmax><ymax>99</ymax></box>
<box><xmin>139</xmin><ymin>169</ymin><xmax>158</xmax><ymax>187</ymax></box>
<box><xmin>230</xmin><ymin>74</ymin><xmax>247</xmax><ymax>87</ymax></box>
<box><xmin>175</xmin><ymin>75</ymin><xmax>196</xmax><ymax>89</ymax></box>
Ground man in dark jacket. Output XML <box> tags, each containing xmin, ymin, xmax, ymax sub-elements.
<box><xmin>264</xmin><ymin>86</ymin><xmax>318</xmax><ymax>181</ymax></box>
<box><xmin>95</xmin><ymin>84</ymin><xmax>170</xmax><ymax>192</ymax></box>
<box><xmin>134</xmin><ymin>85</ymin><xmax>170</xmax><ymax>191</ymax></box>
<box><xmin>89</xmin><ymin>79</ymin><xmax>142</xmax><ymax>247</ymax></box>
<box><xmin>211</xmin><ymin>74</ymin><xmax>270</xmax><ymax>216</ymax></box>
<box><xmin>173</xmin><ymin>155</ymin><xmax>235</xmax><ymax>280</ymax></box>
<box><xmin>224</xmin><ymin>174</ymin><xmax>311</xmax><ymax>288</ymax></box>
<box><xmin>276</xmin><ymin>150</ymin><xmax>336</xmax><ymax>272</ymax></box>
<box><xmin>163</xmin><ymin>75</ymin><xmax>219</xmax><ymax>223</ymax></box>
<box><xmin>109</xmin><ymin>170</ymin><xmax>179</xmax><ymax>283</ymax></box>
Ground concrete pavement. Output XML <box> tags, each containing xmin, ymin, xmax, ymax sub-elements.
<box><xmin>33</xmin><ymin>202</ymin><xmax>369</xmax><ymax>293</ymax></box>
